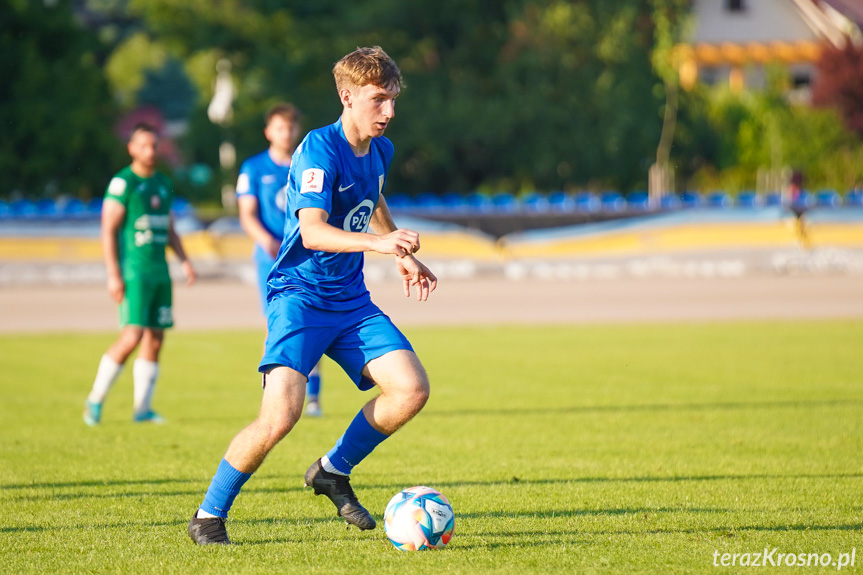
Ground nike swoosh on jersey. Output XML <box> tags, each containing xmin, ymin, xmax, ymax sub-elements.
<box><xmin>338</xmin><ymin>182</ymin><xmax>355</xmax><ymax>192</ymax></box>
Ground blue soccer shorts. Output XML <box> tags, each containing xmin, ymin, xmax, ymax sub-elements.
<box><xmin>259</xmin><ymin>293</ymin><xmax>413</xmax><ymax>391</ymax></box>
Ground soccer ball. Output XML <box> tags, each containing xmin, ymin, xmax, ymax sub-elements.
<box><xmin>383</xmin><ymin>486</ymin><xmax>455</xmax><ymax>551</ymax></box>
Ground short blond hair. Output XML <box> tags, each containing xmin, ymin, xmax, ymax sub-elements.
<box><xmin>333</xmin><ymin>46</ymin><xmax>404</xmax><ymax>93</ymax></box>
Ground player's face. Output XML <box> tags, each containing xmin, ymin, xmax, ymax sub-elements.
<box><xmin>127</xmin><ymin>130</ymin><xmax>158</xmax><ymax>169</ymax></box>
<box><xmin>349</xmin><ymin>83</ymin><xmax>399</xmax><ymax>139</ymax></box>
<box><xmin>265</xmin><ymin>115</ymin><xmax>300</xmax><ymax>154</ymax></box>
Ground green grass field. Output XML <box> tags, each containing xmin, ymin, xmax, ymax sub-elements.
<box><xmin>1</xmin><ymin>321</ymin><xmax>861</xmax><ymax>574</ymax></box>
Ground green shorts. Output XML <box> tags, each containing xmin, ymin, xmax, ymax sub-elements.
<box><xmin>119</xmin><ymin>275</ymin><xmax>173</xmax><ymax>329</ymax></box>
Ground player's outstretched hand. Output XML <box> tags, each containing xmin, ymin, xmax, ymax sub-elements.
<box><xmin>182</xmin><ymin>260</ymin><xmax>197</xmax><ymax>286</ymax></box>
<box><xmin>107</xmin><ymin>273</ymin><xmax>125</xmax><ymax>303</ymax></box>
<box><xmin>396</xmin><ymin>255</ymin><xmax>437</xmax><ymax>302</ymax></box>
<box><xmin>374</xmin><ymin>229</ymin><xmax>420</xmax><ymax>257</ymax></box>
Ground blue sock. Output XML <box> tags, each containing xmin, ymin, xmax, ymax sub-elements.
<box><xmin>200</xmin><ymin>458</ymin><xmax>252</xmax><ymax>518</ymax></box>
<box><xmin>325</xmin><ymin>410</ymin><xmax>389</xmax><ymax>475</ymax></box>
<box><xmin>307</xmin><ymin>373</ymin><xmax>321</xmax><ymax>398</ymax></box>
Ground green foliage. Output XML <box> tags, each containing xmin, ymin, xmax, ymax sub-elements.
<box><xmin>1</xmin><ymin>321</ymin><xmax>862</xmax><ymax>573</ymax></box>
<box><xmin>0</xmin><ymin>0</ymin><xmax>124</xmax><ymax>198</ymax></box>
<box><xmin>126</xmin><ymin>0</ymin><xmax>686</xmax><ymax>194</ymax></box>
<box><xmin>672</xmin><ymin>80</ymin><xmax>863</xmax><ymax>193</ymax></box>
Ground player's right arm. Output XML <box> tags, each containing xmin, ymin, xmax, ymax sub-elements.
<box><xmin>236</xmin><ymin>165</ymin><xmax>281</xmax><ymax>257</ymax></box>
<box><xmin>298</xmin><ymin>207</ymin><xmax>418</xmax><ymax>256</ymax></box>
<box><xmin>101</xmin><ymin>199</ymin><xmax>126</xmax><ymax>303</ymax></box>
<box><xmin>238</xmin><ymin>195</ymin><xmax>281</xmax><ymax>258</ymax></box>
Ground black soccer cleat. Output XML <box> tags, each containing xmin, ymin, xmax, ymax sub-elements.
<box><xmin>304</xmin><ymin>459</ymin><xmax>376</xmax><ymax>530</ymax></box>
<box><xmin>187</xmin><ymin>512</ymin><xmax>231</xmax><ymax>545</ymax></box>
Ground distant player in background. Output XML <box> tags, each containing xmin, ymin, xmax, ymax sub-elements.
<box><xmin>188</xmin><ymin>46</ymin><xmax>437</xmax><ymax>545</ymax></box>
<box><xmin>236</xmin><ymin>103</ymin><xmax>324</xmax><ymax>417</ymax></box>
<box><xmin>83</xmin><ymin>123</ymin><xmax>196</xmax><ymax>426</ymax></box>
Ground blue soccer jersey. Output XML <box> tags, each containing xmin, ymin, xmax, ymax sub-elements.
<box><xmin>236</xmin><ymin>150</ymin><xmax>292</xmax><ymax>262</ymax></box>
<box><xmin>267</xmin><ymin>118</ymin><xmax>394</xmax><ymax>311</ymax></box>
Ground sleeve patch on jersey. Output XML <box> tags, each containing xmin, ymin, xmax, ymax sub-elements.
<box><xmin>300</xmin><ymin>168</ymin><xmax>325</xmax><ymax>194</ymax></box>
<box><xmin>107</xmin><ymin>177</ymin><xmax>127</xmax><ymax>196</ymax></box>
<box><xmin>236</xmin><ymin>173</ymin><xmax>251</xmax><ymax>194</ymax></box>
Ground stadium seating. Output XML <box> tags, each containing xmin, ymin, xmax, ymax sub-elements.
<box><xmin>764</xmin><ymin>192</ymin><xmax>783</xmax><ymax>206</ymax></box>
<box><xmin>10</xmin><ymin>199</ymin><xmax>38</xmax><ymax>219</ymax></box>
<box><xmin>846</xmin><ymin>190</ymin><xmax>863</xmax><ymax>206</ymax></box>
<box><xmin>626</xmin><ymin>191</ymin><xmax>649</xmax><ymax>211</ymax></box>
<box><xmin>415</xmin><ymin>192</ymin><xmax>443</xmax><ymax>211</ymax></box>
<box><xmin>59</xmin><ymin>198</ymin><xmax>85</xmax><ymax>218</ymax></box>
<box><xmin>441</xmin><ymin>192</ymin><xmax>466</xmax><ymax>211</ymax></box>
<box><xmin>600</xmin><ymin>191</ymin><xmax>625</xmax><ymax>212</ymax></box>
<box><xmin>520</xmin><ymin>192</ymin><xmax>549</xmax><ymax>213</ymax></box>
<box><xmin>490</xmin><ymin>192</ymin><xmax>517</xmax><ymax>212</ymax></box>
<box><xmin>85</xmin><ymin>198</ymin><xmax>104</xmax><ymax>216</ymax></box>
<box><xmin>172</xmin><ymin>197</ymin><xmax>194</xmax><ymax>216</ymax></box>
<box><xmin>384</xmin><ymin>193</ymin><xmax>411</xmax><ymax>209</ymax></box>
<box><xmin>464</xmin><ymin>192</ymin><xmax>492</xmax><ymax>212</ymax></box>
<box><xmin>706</xmin><ymin>191</ymin><xmax>732</xmax><ymax>208</ymax></box>
<box><xmin>547</xmin><ymin>191</ymin><xmax>574</xmax><ymax>212</ymax></box>
<box><xmin>815</xmin><ymin>189</ymin><xmax>841</xmax><ymax>208</ymax></box>
<box><xmin>792</xmin><ymin>190</ymin><xmax>815</xmax><ymax>209</ymax></box>
<box><xmin>736</xmin><ymin>191</ymin><xmax>760</xmax><ymax>208</ymax></box>
<box><xmin>0</xmin><ymin>200</ymin><xmax>9</xmax><ymax>220</ymax></box>
<box><xmin>659</xmin><ymin>195</ymin><xmax>681</xmax><ymax>210</ymax></box>
<box><xmin>573</xmin><ymin>192</ymin><xmax>599</xmax><ymax>213</ymax></box>
<box><xmin>680</xmin><ymin>191</ymin><xmax>701</xmax><ymax>208</ymax></box>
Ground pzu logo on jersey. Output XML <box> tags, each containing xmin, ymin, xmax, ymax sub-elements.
<box><xmin>344</xmin><ymin>200</ymin><xmax>375</xmax><ymax>233</ymax></box>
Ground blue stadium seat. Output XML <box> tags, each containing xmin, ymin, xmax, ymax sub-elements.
<box><xmin>10</xmin><ymin>199</ymin><xmax>38</xmax><ymax>219</ymax></box>
<box><xmin>627</xmin><ymin>191</ymin><xmax>649</xmax><ymax>211</ymax></box>
<box><xmin>36</xmin><ymin>198</ymin><xmax>58</xmax><ymax>218</ymax></box>
<box><xmin>680</xmin><ymin>191</ymin><xmax>701</xmax><ymax>208</ymax></box>
<box><xmin>792</xmin><ymin>190</ymin><xmax>815</xmax><ymax>209</ymax></box>
<box><xmin>659</xmin><ymin>195</ymin><xmax>680</xmax><ymax>210</ymax></box>
<box><xmin>706</xmin><ymin>191</ymin><xmax>732</xmax><ymax>208</ymax></box>
<box><xmin>384</xmin><ymin>193</ymin><xmax>411</xmax><ymax>209</ymax></box>
<box><xmin>0</xmin><ymin>200</ymin><xmax>10</xmax><ymax>220</ymax></box>
<box><xmin>441</xmin><ymin>192</ymin><xmax>466</xmax><ymax>210</ymax></box>
<box><xmin>846</xmin><ymin>189</ymin><xmax>863</xmax><ymax>206</ymax></box>
<box><xmin>415</xmin><ymin>192</ymin><xmax>443</xmax><ymax>211</ymax></box>
<box><xmin>520</xmin><ymin>192</ymin><xmax>549</xmax><ymax>213</ymax></box>
<box><xmin>85</xmin><ymin>198</ymin><xmax>104</xmax><ymax>216</ymax></box>
<box><xmin>490</xmin><ymin>192</ymin><xmax>517</xmax><ymax>212</ymax></box>
<box><xmin>60</xmin><ymin>198</ymin><xmax>85</xmax><ymax>218</ymax></box>
<box><xmin>815</xmin><ymin>189</ymin><xmax>841</xmax><ymax>208</ymax></box>
<box><xmin>548</xmin><ymin>191</ymin><xmax>574</xmax><ymax>212</ymax></box>
<box><xmin>172</xmin><ymin>197</ymin><xmax>194</xmax><ymax>216</ymax></box>
<box><xmin>600</xmin><ymin>191</ymin><xmax>625</xmax><ymax>212</ymax></box>
<box><xmin>464</xmin><ymin>192</ymin><xmax>492</xmax><ymax>212</ymax></box>
<box><xmin>573</xmin><ymin>192</ymin><xmax>599</xmax><ymax>213</ymax></box>
<box><xmin>764</xmin><ymin>192</ymin><xmax>783</xmax><ymax>206</ymax></box>
<box><xmin>736</xmin><ymin>191</ymin><xmax>760</xmax><ymax>208</ymax></box>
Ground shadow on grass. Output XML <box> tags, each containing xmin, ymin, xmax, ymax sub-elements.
<box><xmin>0</xmin><ymin>514</ymin><xmax>340</xmax><ymax>534</ymax></box>
<box><xmin>424</xmin><ymin>399</ymin><xmax>863</xmax><ymax>419</ymax></box>
<box><xmin>453</xmin><ymin>522</ymin><xmax>863</xmax><ymax>550</ymax></box>
<box><xmin>4</xmin><ymin>472</ymin><xmax>861</xmax><ymax>502</ymax></box>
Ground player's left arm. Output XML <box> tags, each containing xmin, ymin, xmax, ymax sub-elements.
<box><xmin>167</xmin><ymin>214</ymin><xmax>196</xmax><ymax>286</ymax></box>
<box><xmin>372</xmin><ymin>194</ymin><xmax>437</xmax><ymax>302</ymax></box>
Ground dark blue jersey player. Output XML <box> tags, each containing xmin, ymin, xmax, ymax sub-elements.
<box><xmin>189</xmin><ymin>46</ymin><xmax>437</xmax><ymax>545</ymax></box>
<box><xmin>236</xmin><ymin>104</ymin><xmax>324</xmax><ymax>417</ymax></box>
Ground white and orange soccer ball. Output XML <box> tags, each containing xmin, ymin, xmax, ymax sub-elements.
<box><xmin>383</xmin><ymin>486</ymin><xmax>455</xmax><ymax>551</ymax></box>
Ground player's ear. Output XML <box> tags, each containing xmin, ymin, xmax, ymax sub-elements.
<box><xmin>339</xmin><ymin>88</ymin><xmax>353</xmax><ymax>108</ymax></box>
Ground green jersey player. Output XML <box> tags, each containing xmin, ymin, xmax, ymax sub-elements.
<box><xmin>83</xmin><ymin>123</ymin><xmax>196</xmax><ymax>425</ymax></box>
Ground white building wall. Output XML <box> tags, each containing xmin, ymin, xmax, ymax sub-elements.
<box><xmin>692</xmin><ymin>0</ymin><xmax>820</xmax><ymax>44</ymax></box>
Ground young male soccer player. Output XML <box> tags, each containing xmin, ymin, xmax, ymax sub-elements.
<box><xmin>83</xmin><ymin>123</ymin><xmax>196</xmax><ymax>425</ymax></box>
<box><xmin>236</xmin><ymin>103</ymin><xmax>325</xmax><ymax>417</ymax></box>
<box><xmin>188</xmin><ymin>46</ymin><xmax>436</xmax><ymax>545</ymax></box>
